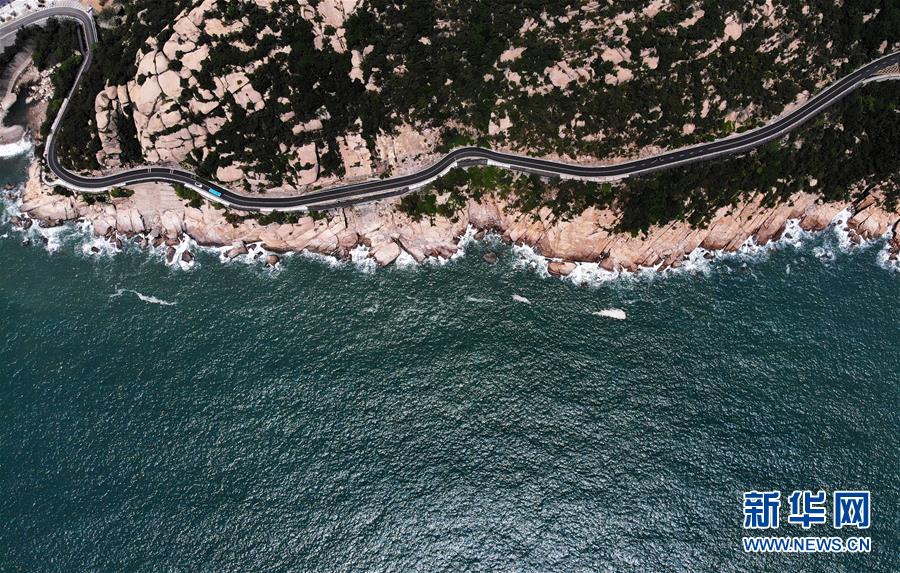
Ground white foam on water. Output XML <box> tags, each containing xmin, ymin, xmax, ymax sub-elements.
<box><xmin>689</xmin><ymin>217</ymin><xmax>819</xmax><ymax>270</ymax></box>
<box><xmin>110</xmin><ymin>288</ymin><xmax>176</xmax><ymax>306</ymax></box>
<box><xmin>0</xmin><ymin>192</ymin><xmax>26</xmax><ymax>229</ymax></box>
<box><xmin>813</xmin><ymin>245</ymin><xmax>835</xmax><ymax>263</ymax></box>
<box><xmin>661</xmin><ymin>218</ymin><xmax>811</xmax><ymax>277</ymax></box>
<box><xmin>394</xmin><ymin>250</ymin><xmax>418</xmax><ymax>268</ymax></box>
<box><xmin>830</xmin><ymin>209</ymin><xmax>853</xmax><ymax>252</ymax></box>
<box><xmin>213</xmin><ymin>243</ymin><xmax>242</xmax><ymax>264</ymax></box>
<box><xmin>3</xmin><ymin>214</ymin><xmax>120</xmax><ymax>258</ymax></box>
<box><xmin>0</xmin><ymin>196</ymin><xmax>21</xmax><ymax>223</ymax></box>
<box><xmin>714</xmin><ymin>235</ymin><xmax>776</xmax><ymax>267</ymax></box>
<box><xmin>512</xmin><ymin>244</ymin><xmax>549</xmax><ymax>277</ymax></box>
<box><xmin>780</xmin><ymin>218</ymin><xmax>812</xmax><ymax>249</ymax></box>
<box><xmin>4</xmin><ymin>192</ymin><xmax>898</xmax><ymax>280</ymax></box>
<box><xmin>164</xmin><ymin>236</ymin><xmax>197</xmax><ymax>270</ymax></box>
<box><xmin>593</xmin><ymin>309</ymin><xmax>627</xmax><ymax>320</ymax></box>
<box><xmin>672</xmin><ymin>248</ymin><xmax>716</xmax><ymax>276</ymax></box>
<box><xmin>80</xmin><ymin>235</ymin><xmax>119</xmax><ymax>258</ymax></box>
<box><xmin>466</xmin><ymin>296</ymin><xmax>494</xmax><ymax>303</ymax></box>
<box><xmin>450</xmin><ymin>225</ymin><xmax>478</xmax><ymax>260</ymax></box>
<box><xmin>134</xmin><ymin>292</ymin><xmax>176</xmax><ymax>306</ymax></box>
<box><xmin>349</xmin><ymin>244</ymin><xmax>377</xmax><ymax>273</ymax></box>
<box><xmin>0</xmin><ymin>193</ymin><xmax>69</xmax><ymax>254</ymax></box>
<box><xmin>35</xmin><ymin>223</ymin><xmax>69</xmax><ymax>253</ymax></box>
<box><xmin>79</xmin><ymin>223</ymin><xmax>121</xmax><ymax>258</ymax></box>
<box><xmin>514</xmin><ymin>215</ymin><xmax>837</xmax><ymax>288</ymax></box>
<box><xmin>479</xmin><ymin>230</ymin><xmax>504</xmax><ymax>246</ymax></box>
<box><xmin>566</xmin><ymin>262</ymin><xmax>625</xmax><ymax>286</ymax></box>
<box><xmin>512</xmin><ymin>294</ymin><xmax>531</xmax><ymax>305</ymax></box>
<box><xmin>300</xmin><ymin>249</ymin><xmax>344</xmax><ymax>268</ymax></box>
<box><xmin>210</xmin><ymin>245</ymin><xmax>230</xmax><ymax>263</ymax></box>
<box><xmin>214</xmin><ymin>241</ymin><xmax>282</xmax><ymax>269</ymax></box>
<box><xmin>0</xmin><ymin>137</ymin><xmax>32</xmax><ymax>158</ymax></box>
<box><xmin>820</xmin><ymin>208</ymin><xmax>882</xmax><ymax>254</ymax></box>
<box><xmin>875</xmin><ymin>241</ymin><xmax>900</xmax><ymax>272</ymax></box>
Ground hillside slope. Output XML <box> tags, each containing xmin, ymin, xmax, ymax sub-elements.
<box><xmin>56</xmin><ymin>0</ymin><xmax>899</xmax><ymax>198</ymax></box>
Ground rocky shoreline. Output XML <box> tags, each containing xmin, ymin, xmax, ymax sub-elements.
<box><xmin>3</xmin><ymin>4</ymin><xmax>896</xmax><ymax>276</ymax></box>
<box><xmin>11</xmin><ymin>159</ymin><xmax>900</xmax><ymax>274</ymax></box>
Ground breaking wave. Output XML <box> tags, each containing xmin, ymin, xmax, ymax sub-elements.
<box><xmin>465</xmin><ymin>296</ymin><xmax>494</xmax><ymax>304</ymax></box>
<box><xmin>2</xmin><ymin>191</ymin><xmax>897</xmax><ymax>282</ymax></box>
<box><xmin>548</xmin><ymin>213</ymin><xmax>898</xmax><ymax>287</ymax></box>
<box><xmin>110</xmin><ymin>289</ymin><xmax>176</xmax><ymax>306</ymax></box>
<box><xmin>0</xmin><ymin>136</ymin><xmax>31</xmax><ymax>158</ymax></box>
<box><xmin>349</xmin><ymin>244</ymin><xmax>377</xmax><ymax>273</ymax></box>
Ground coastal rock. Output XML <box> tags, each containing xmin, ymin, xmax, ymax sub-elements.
<box><xmin>10</xmin><ymin>215</ymin><xmax>30</xmax><ymax>229</ymax></box>
<box><xmin>266</xmin><ymin>254</ymin><xmax>280</xmax><ymax>267</ymax></box>
<box><xmin>216</xmin><ymin>164</ymin><xmax>244</xmax><ymax>183</ymax></box>
<box><xmin>115</xmin><ymin>208</ymin><xmax>146</xmax><ymax>235</ymax></box>
<box><xmin>848</xmin><ymin>201</ymin><xmax>894</xmax><ymax>240</ymax></box>
<box><xmin>94</xmin><ymin>86</ymin><xmax>128</xmax><ymax>167</ymax></box>
<box><xmin>482</xmin><ymin>251</ymin><xmax>498</xmax><ymax>264</ymax></box>
<box><xmin>370</xmin><ymin>241</ymin><xmax>400</xmax><ymax>266</ymax></box>
<box><xmin>881</xmin><ymin>219</ymin><xmax>900</xmax><ymax>261</ymax></box>
<box><xmin>225</xmin><ymin>242</ymin><xmax>249</xmax><ymax>259</ymax></box>
<box><xmin>161</xmin><ymin>211</ymin><xmax>185</xmax><ymax>238</ymax></box>
<box><xmin>181</xmin><ymin>250</ymin><xmax>194</xmax><ymax>264</ymax></box>
<box><xmin>800</xmin><ymin>202</ymin><xmax>846</xmax><ymax>232</ymax></box>
<box><xmin>548</xmin><ymin>261</ymin><xmax>577</xmax><ymax>276</ymax></box>
<box><xmin>336</xmin><ymin>230</ymin><xmax>359</xmax><ymax>256</ymax></box>
<box><xmin>15</xmin><ymin>159</ymin><xmax>900</xmax><ymax>276</ymax></box>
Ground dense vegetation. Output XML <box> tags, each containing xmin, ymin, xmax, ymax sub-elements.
<box><xmin>5</xmin><ymin>0</ymin><xmax>897</xmax><ymax>234</ymax></box>
<box><xmin>186</xmin><ymin>0</ymin><xmax>371</xmax><ymax>186</ymax></box>
<box><xmin>400</xmin><ymin>83</ymin><xmax>900</xmax><ymax>234</ymax></box>
<box><xmin>0</xmin><ymin>18</ymin><xmax>83</xmax><ymax>151</ymax></box>
<box><xmin>55</xmin><ymin>0</ymin><xmax>900</xmax><ymax>186</ymax></box>
<box><xmin>615</xmin><ymin>86</ymin><xmax>900</xmax><ymax>232</ymax></box>
<box><xmin>55</xmin><ymin>1</ymin><xmax>194</xmax><ymax>170</ymax></box>
<box><xmin>346</xmin><ymin>0</ymin><xmax>900</xmax><ymax>157</ymax></box>
<box><xmin>223</xmin><ymin>209</ymin><xmax>329</xmax><ymax>227</ymax></box>
<box><xmin>173</xmin><ymin>183</ymin><xmax>203</xmax><ymax>208</ymax></box>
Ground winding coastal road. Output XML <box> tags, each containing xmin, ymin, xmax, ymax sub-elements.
<box><xmin>1</xmin><ymin>4</ymin><xmax>899</xmax><ymax>212</ymax></box>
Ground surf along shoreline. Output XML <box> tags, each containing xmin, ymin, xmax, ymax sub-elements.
<box><xmin>6</xmin><ymin>154</ymin><xmax>899</xmax><ymax>277</ymax></box>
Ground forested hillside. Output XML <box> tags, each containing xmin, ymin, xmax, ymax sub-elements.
<box><xmin>32</xmin><ymin>0</ymin><xmax>900</xmax><ymax>228</ymax></box>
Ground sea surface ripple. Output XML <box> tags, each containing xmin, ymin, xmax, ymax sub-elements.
<box><xmin>1</xmin><ymin>156</ymin><xmax>898</xmax><ymax>572</ymax></box>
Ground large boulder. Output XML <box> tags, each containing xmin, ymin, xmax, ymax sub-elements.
<box><xmin>548</xmin><ymin>261</ymin><xmax>576</xmax><ymax>276</ymax></box>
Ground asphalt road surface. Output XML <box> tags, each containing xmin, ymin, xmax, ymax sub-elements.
<box><xmin>2</xmin><ymin>5</ymin><xmax>898</xmax><ymax>212</ymax></box>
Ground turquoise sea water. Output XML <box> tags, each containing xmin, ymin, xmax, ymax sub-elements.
<box><xmin>1</xmin><ymin>155</ymin><xmax>898</xmax><ymax>572</ymax></box>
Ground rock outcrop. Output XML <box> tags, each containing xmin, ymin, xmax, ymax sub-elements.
<box><xmin>91</xmin><ymin>0</ymin><xmax>347</xmax><ymax>192</ymax></box>
<box><xmin>94</xmin><ymin>85</ymin><xmax>130</xmax><ymax>167</ymax></box>
<box><xmin>17</xmin><ymin>162</ymin><xmax>900</xmax><ymax>273</ymax></box>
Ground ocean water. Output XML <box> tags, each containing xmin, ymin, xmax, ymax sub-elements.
<box><xmin>1</xmin><ymin>155</ymin><xmax>898</xmax><ymax>572</ymax></box>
